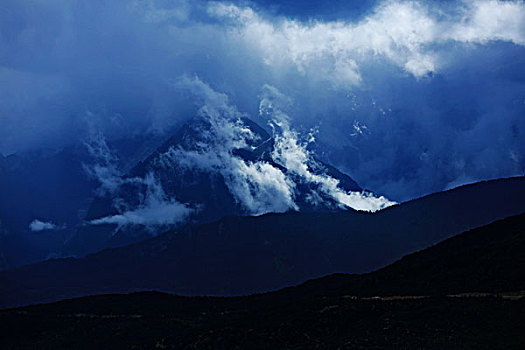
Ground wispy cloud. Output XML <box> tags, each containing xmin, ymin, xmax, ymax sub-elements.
<box><xmin>160</xmin><ymin>77</ymin><xmax>298</xmax><ymax>215</ymax></box>
<box><xmin>161</xmin><ymin>78</ymin><xmax>395</xmax><ymax>213</ymax></box>
<box><xmin>29</xmin><ymin>220</ymin><xmax>58</xmax><ymax>232</ymax></box>
<box><xmin>89</xmin><ymin>173</ymin><xmax>194</xmax><ymax>227</ymax></box>
<box><xmin>260</xmin><ymin>85</ymin><xmax>396</xmax><ymax>211</ymax></box>
<box><xmin>84</xmin><ymin>134</ymin><xmax>194</xmax><ymax>229</ymax></box>
<box><xmin>83</xmin><ymin>130</ymin><xmax>123</xmax><ymax>195</ymax></box>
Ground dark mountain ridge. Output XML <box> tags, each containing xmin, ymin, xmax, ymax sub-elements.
<box><xmin>286</xmin><ymin>212</ymin><xmax>525</xmax><ymax>298</ymax></box>
<box><xmin>1</xmin><ymin>176</ymin><xmax>524</xmax><ymax>308</ymax></box>
<box><xmin>1</xmin><ymin>212</ymin><xmax>524</xmax><ymax>349</ymax></box>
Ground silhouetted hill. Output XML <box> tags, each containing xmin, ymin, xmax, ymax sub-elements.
<box><xmin>1</xmin><ymin>213</ymin><xmax>523</xmax><ymax>349</ymax></box>
<box><xmin>1</xmin><ymin>177</ymin><xmax>524</xmax><ymax>308</ymax></box>
<box><xmin>284</xmin><ymin>212</ymin><xmax>525</xmax><ymax>298</ymax></box>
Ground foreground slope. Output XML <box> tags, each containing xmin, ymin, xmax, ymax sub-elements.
<box><xmin>286</xmin><ymin>211</ymin><xmax>525</xmax><ymax>297</ymax></box>
<box><xmin>1</xmin><ymin>213</ymin><xmax>524</xmax><ymax>349</ymax></box>
<box><xmin>1</xmin><ymin>177</ymin><xmax>525</xmax><ymax>308</ymax></box>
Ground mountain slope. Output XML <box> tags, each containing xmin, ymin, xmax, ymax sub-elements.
<box><xmin>0</xmin><ymin>133</ymin><xmax>169</xmax><ymax>271</ymax></box>
<box><xmin>288</xmin><ymin>211</ymin><xmax>525</xmax><ymax>298</ymax></box>
<box><xmin>1</xmin><ymin>213</ymin><xmax>524</xmax><ymax>349</ymax></box>
<box><xmin>66</xmin><ymin>116</ymin><xmax>365</xmax><ymax>257</ymax></box>
<box><xmin>1</xmin><ymin>177</ymin><xmax>525</xmax><ymax>308</ymax></box>
<box><xmin>0</xmin><ymin>147</ymin><xmax>96</xmax><ymax>270</ymax></box>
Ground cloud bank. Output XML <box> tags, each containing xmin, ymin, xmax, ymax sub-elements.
<box><xmin>209</xmin><ymin>0</ymin><xmax>525</xmax><ymax>84</ymax></box>
<box><xmin>1</xmin><ymin>0</ymin><xmax>524</xmax><ymax>201</ymax></box>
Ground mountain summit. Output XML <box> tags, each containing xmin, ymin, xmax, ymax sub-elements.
<box><xmin>67</xmin><ymin>115</ymin><xmax>389</xmax><ymax>256</ymax></box>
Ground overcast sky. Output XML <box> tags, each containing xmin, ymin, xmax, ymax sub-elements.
<box><xmin>1</xmin><ymin>0</ymin><xmax>524</xmax><ymax>201</ymax></box>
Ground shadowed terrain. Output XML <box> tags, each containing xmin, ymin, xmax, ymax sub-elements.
<box><xmin>1</xmin><ymin>213</ymin><xmax>524</xmax><ymax>349</ymax></box>
<box><xmin>1</xmin><ymin>177</ymin><xmax>525</xmax><ymax>308</ymax></box>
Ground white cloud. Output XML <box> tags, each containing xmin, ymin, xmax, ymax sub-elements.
<box><xmin>162</xmin><ymin>79</ymin><xmax>395</xmax><ymax>213</ymax></box>
<box><xmin>447</xmin><ymin>1</ymin><xmax>525</xmax><ymax>45</ymax></box>
<box><xmin>160</xmin><ymin>77</ymin><xmax>297</xmax><ymax>215</ymax></box>
<box><xmin>208</xmin><ymin>0</ymin><xmax>525</xmax><ymax>84</ymax></box>
<box><xmin>89</xmin><ymin>195</ymin><xmax>192</xmax><ymax>227</ymax></box>
<box><xmin>29</xmin><ymin>220</ymin><xmax>57</xmax><ymax>232</ymax></box>
<box><xmin>162</xmin><ymin>142</ymin><xmax>298</xmax><ymax>215</ymax></box>
<box><xmin>84</xmin><ymin>132</ymin><xmax>195</xmax><ymax>229</ymax></box>
<box><xmin>89</xmin><ymin>173</ymin><xmax>194</xmax><ymax>228</ymax></box>
<box><xmin>261</xmin><ymin>86</ymin><xmax>396</xmax><ymax>212</ymax></box>
<box><xmin>225</xmin><ymin>159</ymin><xmax>297</xmax><ymax>214</ymax></box>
